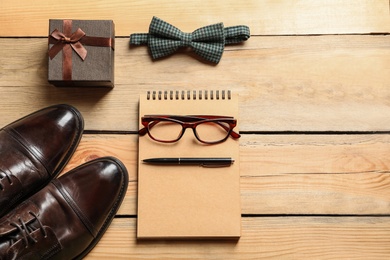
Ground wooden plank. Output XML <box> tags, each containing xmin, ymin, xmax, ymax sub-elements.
<box><xmin>85</xmin><ymin>217</ymin><xmax>390</xmax><ymax>259</ymax></box>
<box><xmin>63</xmin><ymin>134</ymin><xmax>390</xmax><ymax>215</ymax></box>
<box><xmin>1</xmin><ymin>0</ymin><xmax>390</xmax><ymax>36</ymax></box>
<box><xmin>1</xmin><ymin>36</ymin><xmax>390</xmax><ymax>131</ymax></box>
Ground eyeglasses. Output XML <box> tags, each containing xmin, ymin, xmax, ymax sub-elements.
<box><xmin>139</xmin><ymin>115</ymin><xmax>241</xmax><ymax>144</ymax></box>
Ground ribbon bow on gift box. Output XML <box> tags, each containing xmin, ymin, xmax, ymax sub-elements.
<box><xmin>48</xmin><ymin>28</ymin><xmax>88</xmax><ymax>61</ymax></box>
<box><xmin>130</xmin><ymin>17</ymin><xmax>250</xmax><ymax>64</ymax></box>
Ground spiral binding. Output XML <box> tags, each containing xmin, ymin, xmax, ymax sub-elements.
<box><xmin>146</xmin><ymin>90</ymin><xmax>232</xmax><ymax>100</ymax></box>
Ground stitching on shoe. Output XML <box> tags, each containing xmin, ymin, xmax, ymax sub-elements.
<box><xmin>52</xmin><ymin>180</ymin><xmax>97</xmax><ymax>237</ymax></box>
<box><xmin>0</xmin><ymin>170</ymin><xmax>24</xmax><ymax>215</ymax></box>
<box><xmin>3</xmin><ymin>128</ymin><xmax>49</xmax><ymax>177</ymax></box>
<box><xmin>2</xmin><ymin>105</ymin><xmax>84</xmax><ymax>179</ymax></box>
<box><xmin>74</xmin><ymin>158</ymin><xmax>128</xmax><ymax>259</ymax></box>
<box><xmin>41</xmin><ymin>234</ymin><xmax>63</xmax><ymax>260</ymax></box>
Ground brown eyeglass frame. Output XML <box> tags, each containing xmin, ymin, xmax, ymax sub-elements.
<box><xmin>139</xmin><ymin>115</ymin><xmax>241</xmax><ymax>144</ymax></box>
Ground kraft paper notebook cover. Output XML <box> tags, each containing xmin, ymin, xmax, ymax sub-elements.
<box><xmin>137</xmin><ymin>90</ymin><xmax>241</xmax><ymax>239</ymax></box>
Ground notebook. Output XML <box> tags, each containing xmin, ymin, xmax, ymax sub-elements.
<box><xmin>137</xmin><ymin>90</ymin><xmax>241</xmax><ymax>239</ymax></box>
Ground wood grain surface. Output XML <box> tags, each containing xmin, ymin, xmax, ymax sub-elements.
<box><xmin>62</xmin><ymin>134</ymin><xmax>390</xmax><ymax>216</ymax></box>
<box><xmin>1</xmin><ymin>0</ymin><xmax>390</xmax><ymax>36</ymax></box>
<box><xmin>1</xmin><ymin>36</ymin><xmax>390</xmax><ymax>131</ymax></box>
<box><xmin>1</xmin><ymin>0</ymin><xmax>390</xmax><ymax>259</ymax></box>
<box><xmin>87</xmin><ymin>217</ymin><xmax>390</xmax><ymax>259</ymax></box>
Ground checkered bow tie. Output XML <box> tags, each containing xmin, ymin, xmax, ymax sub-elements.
<box><xmin>130</xmin><ymin>17</ymin><xmax>250</xmax><ymax>64</ymax></box>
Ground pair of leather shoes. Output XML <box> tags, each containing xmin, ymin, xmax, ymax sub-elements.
<box><xmin>0</xmin><ymin>105</ymin><xmax>128</xmax><ymax>259</ymax></box>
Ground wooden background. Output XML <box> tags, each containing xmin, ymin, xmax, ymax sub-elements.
<box><xmin>1</xmin><ymin>0</ymin><xmax>390</xmax><ymax>258</ymax></box>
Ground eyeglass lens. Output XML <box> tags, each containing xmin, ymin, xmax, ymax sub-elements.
<box><xmin>148</xmin><ymin>121</ymin><xmax>182</xmax><ymax>141</ymax></box>
<box><xmin>195</xmin><ymin>121</ymin><xmax>230</xmax><ymax>142</ymax></box>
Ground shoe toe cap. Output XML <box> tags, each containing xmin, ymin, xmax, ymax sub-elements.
<box><xmin>5</xmin><ymin>104</ymin><xmax>84</xmax><ymax>174</ymax></box>
<box><xmin>58</xmin><ymin>157</ymin><xmax>129</xmax><ymax>233</ymax></box>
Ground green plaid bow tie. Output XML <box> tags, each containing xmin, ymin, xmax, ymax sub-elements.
<box><xmin>130</xmin><ymin>17</ymin><xmax>250</xmax><ymax>64</ymax></box>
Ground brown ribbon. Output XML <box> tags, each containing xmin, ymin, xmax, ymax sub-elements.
<box><xmin>48</xmin><ymin>20</ymin><xmax>114</xmax><ymax>81</ymax></box>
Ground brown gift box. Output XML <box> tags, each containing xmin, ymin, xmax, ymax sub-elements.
<box><xmin>48</xmin><ymin>19</ymin><xmax>115</xmax><ymax>88</ymax></box>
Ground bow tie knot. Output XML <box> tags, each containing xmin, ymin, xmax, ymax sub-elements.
<box><xmin>130</xmin><ymin>17</ymin><xmax>250</xmax><ymax>64</ymax></box>
<box><xmin>181</xmin><ymin>32</ymin><xmax>193</xmax><ymax>47</ymax></box>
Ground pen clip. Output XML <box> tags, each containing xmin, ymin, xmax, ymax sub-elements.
<box><xmin>201</xmin><ymin>163</ymin><xmax>232</xmax><ymax>168</ymax></box>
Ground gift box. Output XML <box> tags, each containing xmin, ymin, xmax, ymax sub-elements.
<box><xmin>48</xmin><ymin>19</ymin><xmax>115</xmax><ymax>87</ymax></box>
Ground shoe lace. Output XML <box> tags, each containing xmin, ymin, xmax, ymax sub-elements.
<box><xmin>8</xmin><ymin>211</ymin><xmax>47</xmax><ymax>248</ymax></box>
<box><xmin>0</xmin><ymin>170</ymin><xmax>13</xmax><ymax>191</ymax></box>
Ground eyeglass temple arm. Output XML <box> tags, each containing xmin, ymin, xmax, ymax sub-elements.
<box><xmin>138</xmin><ymin>127</ymin><xmax>147</xmax><ymax>135</ymax></box>
<box><xmin>230</xmin><ymin>130</ymin><xmax>241</xmax><ymax>138</ymax></box>
<box><xmin>214</xmin><ymin>121</ymin><xmax>241</xmax><ymax>139</ymax></box>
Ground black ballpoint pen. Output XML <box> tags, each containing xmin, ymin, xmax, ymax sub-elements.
<box><xmin>142</xmin><ymin>157</ymin><xmax>234</xmax><ymax>167</ymax></box>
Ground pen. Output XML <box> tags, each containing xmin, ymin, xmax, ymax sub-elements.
<box><xmin>142</xmin><ymin>157</ymin><xmax>234</xmax><ymax>167</ymax></box>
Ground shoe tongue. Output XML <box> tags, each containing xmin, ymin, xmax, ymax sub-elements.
<box><xmin>2</xmin><ymin>226</ymin><xmax>62</xmax><ymax>259</ymax></box>
<box><xmin>0</xmin><ymin>203</ymin><xmax>50</xmax><ymax>259</ymax></box>
<box><xmin>0</xmin><ymin>202</ymin><xmax>39</xmax><ymax>236</ymax></box>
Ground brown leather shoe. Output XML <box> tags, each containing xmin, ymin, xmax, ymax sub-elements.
<box><xmin>0</xmin><ymin>104</ymin><xmax>84</xmax><ymax>217</ymax></box>
<box><xmin>0</xmin><ymin>157</ymin><xmax>128</xmax><ymax>259</ymax></box>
